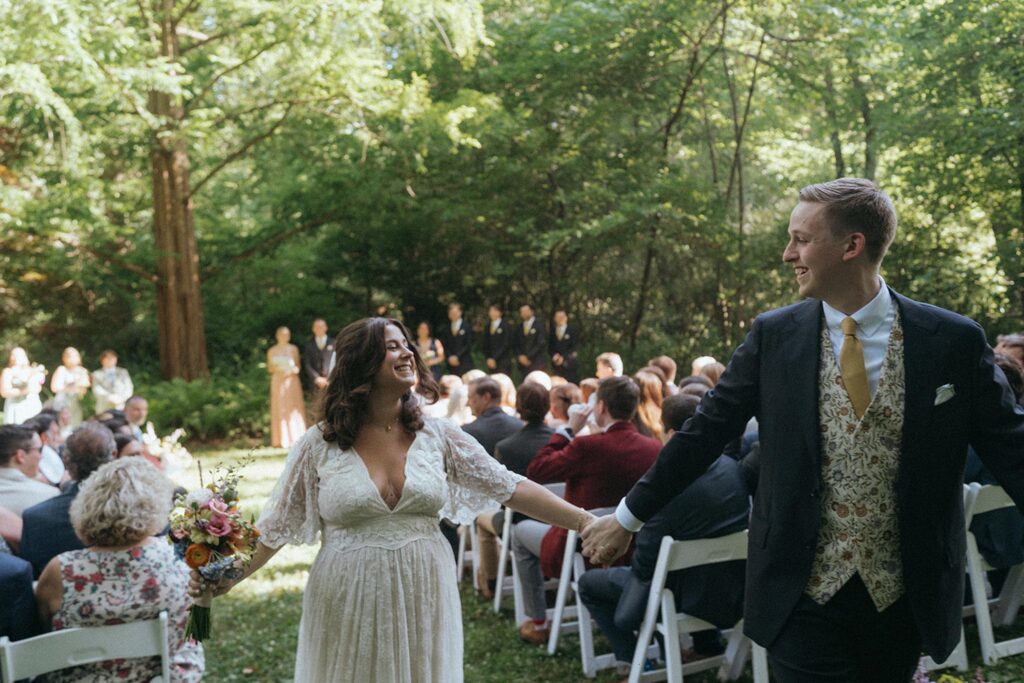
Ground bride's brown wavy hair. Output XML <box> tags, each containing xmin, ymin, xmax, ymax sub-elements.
<box><xmin>318</xmin><ymin>317</ymin><xmax>440</xmax><ymax>449</ymax></box>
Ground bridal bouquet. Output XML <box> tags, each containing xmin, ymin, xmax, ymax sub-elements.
<box><xmin>168</xmin><ymin>464</ymin><xmax>260</xmax><ymax>641</ymax></box>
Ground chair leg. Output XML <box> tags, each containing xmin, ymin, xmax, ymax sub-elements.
<box><xmin>660</xmin><ymin>590</ymin><xmax>683</xmax><ymax>682</ymax></box>
<box><xmin>968</xmin><ymin>534</ymin><xmax>999</xmax><ymax>665</ymax></box>
<box><xmin>469</xmin><ymin>524</ymin><xmax>481</xmax><ymax>591</ymax></box>
<box><xmin>456</xmin><ymin>525</ymin><xmax>468</xmax><ymax>582</ymax></box>
<box><xmin>493</xmin><ymin>528</ymin><xmax>510</xmax><ymax>613</ymax></box>
<box><xmin>993</xmin><ymin>564</ymin><xmax>1024</xmax><ymax>627</ymax></box>
<box><xmin>719</xmin><ymin>623</ymin><xmax>749</xmax><ymax>681</ymax></box>
<box><xmin>751</xmin><ymin>643</ymin><xmax>769</xmax><ymax>683</ymax></box>
<box><xmin>576</xmin><ymin>588</ymin><xmax>598</xmax><ymax>678</ymax></box>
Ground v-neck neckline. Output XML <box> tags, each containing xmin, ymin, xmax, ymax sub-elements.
<box><xmin>350</xmin><ymin>431</ymin><xmax>420</xmax><ymax>513</ymax></box>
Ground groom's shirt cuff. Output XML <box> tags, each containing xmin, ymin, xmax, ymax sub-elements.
<box><xmin>615</xmin><ymin>499</ymin><xmax>645</xmax><ymax>532</ymax></box>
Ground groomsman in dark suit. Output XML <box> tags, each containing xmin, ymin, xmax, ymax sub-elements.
<box><xmin>549</xmin><ymin>308</ymin><xmax>579</xmax><ymax>383</ymax></box>
<box><xmin>438</xmin><ymin>303</ymin><xmax>475</xmax><ymax>374</ymax></box>
<box><xmin>303</xmin><ymin>318</ymin><xmax>334</xmax><ymax>392</ymax></box>
<box><xmin>514</xmin><ymin>304</ymin><xmax>547</xmax><ymax>376</ymax></box>
<box><xmin>583</xmin><ymin>178</ymin><xmax>1024</xmax><ymax>681</ymax></box>
<box><xmin>483</xmin><ymin>304</ymin><xmax>512</xmax><ymax>374</ymax></box>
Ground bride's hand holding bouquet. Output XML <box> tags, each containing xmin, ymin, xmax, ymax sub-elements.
<box><xmin>169</xmin><ymin>464</ymin><xmax>260</xmax><ymax>642</ymax></box>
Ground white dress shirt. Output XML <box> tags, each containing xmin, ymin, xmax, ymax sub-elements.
<box><xmin>821</xmin><ymin>277</ymin><xmax>894</xmax><ymax>399</ymax></box>
<box><xmin>316</xmin><ymin>335</ymin><xmax>328</xmax><ymax>351</ymax></box>
<box><xmin>615</xmin><ymin>277</ymin><xmax>896</xmax><ymax>533</ymax></box>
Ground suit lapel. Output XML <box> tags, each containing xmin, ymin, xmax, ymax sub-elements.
<box><xmin>784</xmin><ymin>300</ymin><xmax>824</xmax><ymax>467</ymax></box>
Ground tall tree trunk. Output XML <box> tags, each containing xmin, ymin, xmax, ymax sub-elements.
<box><xmin>823</xmin><ymin>64</ymin><xmax>845</xmax><ymax>178</ymax></box>
<box><xmin>629</xmin><ymin>224</ymin><xmax>658</xmax><ymax>351</ymax></box>
<box><xmin>150</xmin><ymin>0</ymin><xmax>209</xmax><ymax>380</ymax></box>
<box><xmin>848</xmin><ymin>56</ymin><xmax>876</xmax><ymax>180</ymax></box>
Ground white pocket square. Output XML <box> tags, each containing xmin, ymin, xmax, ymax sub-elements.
<box><xmin>934</xmin><ymin>384</ymin><xmax>956</xmax><ymax>406</ymax></box>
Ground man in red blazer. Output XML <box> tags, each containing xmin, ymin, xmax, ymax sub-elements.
<box><xmin>511</xmin><ymin>376</ymin><xmax>661</xmax><ymax>645</ymax></box>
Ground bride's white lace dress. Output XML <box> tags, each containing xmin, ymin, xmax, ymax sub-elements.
<box><xmin>258</xmin><ymin>416</ymin><xmax>524</xmax><ymax>683</ymax></box>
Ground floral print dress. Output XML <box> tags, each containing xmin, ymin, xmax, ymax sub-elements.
<box><xmin>39</xmin><ymin>542</ymin><xmax>204</xmax><ymax>683</ymax></box>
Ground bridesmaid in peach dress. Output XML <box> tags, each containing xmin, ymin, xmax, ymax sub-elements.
<box><xmin>268</xmin><ymin>327</ymin><xmax>307</xmax><ymax>448</ymax></box>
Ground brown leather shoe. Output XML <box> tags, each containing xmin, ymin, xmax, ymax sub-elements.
<box><xmin>518</xmin><ymin>621</ymin><xmax>550</xmax><ymax>645</ymax></box>
<box><xmin>476</xmin><ymin>568</ymin><xmax>494</xmax><ymax>600</ymax></box>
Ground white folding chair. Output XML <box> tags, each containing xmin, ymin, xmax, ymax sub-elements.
<box><xmin>628</xmin><ymin>531</ymin><xmax>751</xmax><ymax>683</ymax></box>
<box><xmin>495</xmin><ymin>482</ymin><xmax>567</xmax><ymax>614</ymax></box>
<box><xmin>963</xmin><ymin>482</ymin><xmax>1024</xmax><ymax>665</ymax></box>
<box><xmin>0</xmin><ymin>611</ymin><xmax>170</xmax><ymax>682</ymax></box>
<box><xmin>456</xmin><ymin>523</ymin><xmax>481</xmax><ymax>591</ymax></box>
<box><xmin>547</xmin><ymin>506</ymin><xmax>617</xmax><ymax>655</ymax></box>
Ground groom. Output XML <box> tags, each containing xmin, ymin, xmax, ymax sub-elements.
<box><xmin>582</xmin><ymin>178</ymin><xmax>1024</xmax><ymax>681</ymax></box>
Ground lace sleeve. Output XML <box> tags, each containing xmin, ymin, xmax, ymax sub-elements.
<box><xmin>434</xmin><ymin>418</ymin><xmax>526</xmax><ymax>525</ymax></box>
<box><xmin>257</xmin><ymin>428</ymin><xmax>323</xmax><ymax>548</ymax></box>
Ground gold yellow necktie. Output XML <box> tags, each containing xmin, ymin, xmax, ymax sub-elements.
<box><xmin>840</xmin><ymin>316</ymin><xmax>870</xmax><ymax>418</ymax></box>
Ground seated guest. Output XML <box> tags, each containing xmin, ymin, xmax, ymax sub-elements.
<box><xmin>23</xmin><ymin>411</ymin><xmax>68</xmax><ymax>486</ymax></box>
<box><xmin>547</xmin><ymin>383</ymin><xmax>583</xmax><ymax>429</ymax></box>
<box><xmin>124</xmin><ymin>395</ymin><xmax>149</xmax><ymax>442</ymax></box>
<box><xmin>577</xmin><ymin>394</ymin><xmax>750</xmax><ymax>676</ymax></box>
<box><xmin>0</xmin><ymin>505</ymin><xmax>21</xmax><ymax>552</ymax></box>
<box><xmin>0</xmin><ymin>424</ymin><xmax>58</xmax><ymax>515</ymax></box>
<box><xmin>648</xmin><ymin>355</ymin><xmax>679</xmax><ymax>395</ymax></box>
<box><xmin>1</xmin><ymin>551</ymin><xmax>38</xmax><ymax>640</ymax></box>
<box><xmin>995</xmin><ymin>333</ymin><xmax>1024</xmax><ymax>365</ymax></box>
<box><xmin>700</xmin><ymin>361</ymin><xmax>726</xmax><ymax>386</ymax></box>
<box><xmin>475</xmin><ymin>382</ymin><xmax>554</xmax><ymax>599</ymax></box>
<box><xmin>34</xmin><ymin>458</ymin><xmax>204</xmax><ymax>682</ymax></box>
<box><xmin>633</xmin><ymin>370</ymin><xmax>666</xmax><ymax>442</ymax></box>
<box><xmin>964</xmin><ymin>353</ymin><xmax>1024</xmax><ymax>595</ymax></box>
<box><xmin>20</xmin><ymin>423</ymin><xmax>115</xmax><ymax>578</ymax></box>
<box><xmin>95</xmin><ymin>408</ymin><xmax>133</xmax><ymax>437</ymax></box>
<box><xmin>462</xmin><ymin>378</ymin><xmax>524</xmax><ymax>456</ymax></box>
<box><xmin>115</xmin><ymin>432</ymin><xmax>145</xmax><ymax>458</ymax></box>
<box><xmin>513</xmin><ymin>377</ymin><xmax>661</xmax><ymax>644</ymax></box>
<box><xmin>524</xmin><ymin>370</ymin><xmax>552</xmax><ymax>391</ymax></box>
<box><xmin>690</xmin><ymin>355</ymin><xmax>716</xmax><ymax>376</ymax></box>
<box><xmin>579</xmin><ymin>377</ymin><xmax>600</xmax><ymax>405</ymax></box>
<box><xmin>491</xmin><ymin>373</ymin><xmax>518</xmax><ymax>415</ymax></box>
<box><xmin>423</xmin><ymin>374</ymin><xmax>459</xmax><ymax>419</ymax></box>
<box><xmin>595</xmin><ymin>352</ymin><xmax>624</xmax><ymax>380</ymax></box>
<box><xmin>678</xmin><ymin>375</ymin><xmax>713</xmax><ymax>398</ymax></box>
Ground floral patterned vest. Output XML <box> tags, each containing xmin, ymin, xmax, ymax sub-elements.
<box><xmin>805</xmin><ymin>308</ymin><xmax>905</xmax><ymax>611</ymax></box>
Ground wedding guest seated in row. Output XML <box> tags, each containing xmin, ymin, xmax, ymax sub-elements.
<box><xmin>649</xmin><ymin>355</ymin><xmax>679</xmax><ymax>395</ymax></box>
<box><xmin>422</xmin><ymin>374</ymin><xmax>460</xmax><ymax>419</ymax></box>
<box><xmin>595</xmin><ymin>352</ymin><xmax>624</xmax><ymax>380</ymax></box>
<box><xmin>115</xmin><ymin>432</ymin><xmax>145</xmax><ymax>458</ymax></box>
<box><xmin>580</xmin><ymin>377</ymin><xmax>600</xmax><ymax>404</ymax></box>
<box><xmin>34</xmin><ymin>457</ymin><xmax>204</xmax><ymax>682</ymax></box>
<box><xmin>2</xmin><ymin>347</ymin><xmax>44</xmax><ymax>425</ymax></box>
<box><xmin>547</xmin><ymin>383</ymin><xmax>583</xmax><ymax>430</ymax></box>
<box><xmin>690</xmin><ymin>355</ymin><xmax>716</xmax><ymax>377</ymax></box>
<box><xmin>124</xmin><ymin>395</ymin><xmax>149</xmax><ymax>442</ymax></box>
<box><xmin>475</xmin><ymin>382</ymin><xmax>553</xmax><ymax>599</ymax></box>
<box><xmin>700</xmin><ymin>361</ymin><xmax>726</xmax><ymax>386</ymax></box>
<box><xmin>23</xmin><ymin>411</ymin><xmax>68</xmax><ymax>487</ymax></box>
<box><xmin>91</xmin><ymin>349</ymin><xmax>133</xmax><ymax>414</ymax></box>
<box><xmin>524</xmin><ymin>370</ymin><xmax>552</xmax><ymax>391</ymax></box>
<box><xmin>633</xmin><ymin>370</ymin><xmax>666</xmax><ymax>443</ymax></box>
<box><xmin>0</xmin><ymin>550</ymin><xmax>37</xmax><ymax>640</ymax></box>
<box><xmin>462</xmin><ymin>378</ymin><xmax>523</xmax><ymax>457</ymax></box>
<box><xmin>20</xmin><ymin>423</ymin><xmax>116</xmax><ymax>578</ymax></box>
<box><xmin>577</xmin><ymin>394</ymin><xmax>751</xmax><ymax>677</ymax></box>
<box><xmin>513</xmin><ymin>377</ymin><xmax>661</xmax><ymax>645</ymax></box>
<box><xmin>0</xmin><ymin>505</ymin><xmax>21</xmax><ymax>552</ymax></box>
<box><xmin>491</xmin><ymin>372</ymin><xmax>517</xmax><ymax>415</ymax></box>
<box><xmin>678</xmin><ymin>375</ymin><xmax>712</xmax><ymax>398</ymax></box>
<box><xmin>0</xmin><ymin>424</ymin><xmax>57</xmax><ymax>515</ymax></box>
<box><xmin>995</xmin><ymin>333</ymin><xmax>1024</xmax><ymax>365</ymax></box>
<box><xmin>964</xmin><ymin>352</ymin><xmax>1024</xmax><ymax>597</ymax></box>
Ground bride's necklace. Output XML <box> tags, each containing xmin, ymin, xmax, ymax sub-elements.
<box><xmin>373</xmin><ymin>416</ymin><xmax>400</xmax><ymax>432</ymax></box>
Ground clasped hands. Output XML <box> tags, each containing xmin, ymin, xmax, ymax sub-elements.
<box><xmin>580</xmin><ymin>514</ymin><xmax>633</xmax><ymax>567</ymax></box>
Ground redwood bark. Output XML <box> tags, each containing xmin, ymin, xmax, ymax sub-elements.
<box><xmin>150</xmin><ymin>0</ymin><xmax>209</xmax><ymax>380</ymax></box>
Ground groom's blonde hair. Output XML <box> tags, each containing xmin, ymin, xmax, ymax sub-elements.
<box><xmin>798</xmin><ymin>178</ymin><xmax>896</xmax><ymax>264</ymax></box>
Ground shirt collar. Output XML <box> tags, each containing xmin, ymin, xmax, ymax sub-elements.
<box><xmin>821</xmin><ymin>276</ymin><xmax>891</xmax><ymax>337</ymax></box>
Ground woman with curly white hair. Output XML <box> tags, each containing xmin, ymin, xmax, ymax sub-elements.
<box><xmin>34</xmin><ymin>457</ymin><xmax>204</xmax><ymax>682</ymax></box>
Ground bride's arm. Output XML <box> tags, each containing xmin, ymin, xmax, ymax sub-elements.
<box><xmin>188</xmin><ymin>541</ymin><xmax>281</xmax><ymax>598</ymax></box>
<box><xmin>505</xmin><ymin>480</ymin><xmax>595</xmax><ymax>533</ymax></box>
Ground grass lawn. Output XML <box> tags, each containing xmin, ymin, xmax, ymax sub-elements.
<box><xmin>179</xmin><ymin>446</ymin><xmax>1024</xmax><ymax>682</ymax></box>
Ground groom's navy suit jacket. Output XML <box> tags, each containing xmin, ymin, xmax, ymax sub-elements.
<box><xmin>623</xmin><ymin>289</ymin><xmax>1024</xmax><ymax>660</ymax></box>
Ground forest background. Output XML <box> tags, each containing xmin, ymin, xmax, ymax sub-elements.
<box><xmin>2</xmin><ymin>0</ymin><xmax>1022</xmax><ymax>442</ymax></box>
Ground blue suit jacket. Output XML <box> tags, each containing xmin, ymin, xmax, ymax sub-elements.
<box><xmin>615</xmin><ymin>454</ymin><xmax>749</xmax><ymax>632</ymax></box>
<box><xmin>0</xmin><ymin>553</ymin><xmax>39</xmax><ymax>640</ymax></box>
<box><xmin>462</xmin><ymin>408</ymin><xmax>524</xmax><ymax>457</ymax></box>
<box><xmin>624</xmin><ymin>290</ymin><xmax>1024</xmax><ymax>659</ymax></box>
<box><xmin>20</xmin><ymin>481</ymin><xmax>83</xmax><ymax>578</ymax></box>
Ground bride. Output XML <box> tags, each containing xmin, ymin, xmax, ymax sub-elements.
<box><xmin>192</xmin><ymin>317</ymin><xmax>593</xmax><ymax>682</ymax></box>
